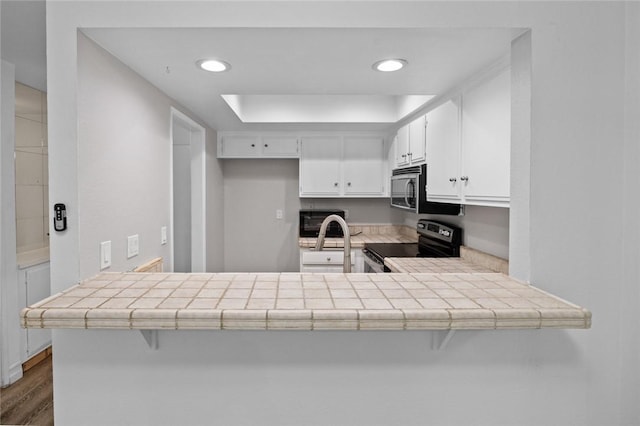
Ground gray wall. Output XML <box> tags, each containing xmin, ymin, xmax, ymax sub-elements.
<box><xmin>76</xmin><ymin>33</ymin><xmax>223</xmax><ymax>276</ymax></box>
<box><xmin>415</xmin><ymin>206</ymin><xmax>510</xmax><ymax>260</ymax></box>
<box><xmin>222</xmin><ymin>159</ymin><xmax>301</xmax><ymax>272</ymax></box>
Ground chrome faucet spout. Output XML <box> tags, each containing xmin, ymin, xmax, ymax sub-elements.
<box><xmin>314</xmin><ymin>214</ymin><xmax>351</xmax><ymax>273</ymax></box>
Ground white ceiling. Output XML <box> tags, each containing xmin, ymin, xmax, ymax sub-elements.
<box><xmin>1</xmin><ymin>3</ymin><xmax>518</xmax><ymax>132</ymax></box>
<box><xmin>82</xmin><ymin>27</ymin><xmax>519</xmax><ymax>132</ymax></box>
<box><xmin>0</xmin><ymin>0</ymin><xmax>47</xmax><ymax>92</ymax></box>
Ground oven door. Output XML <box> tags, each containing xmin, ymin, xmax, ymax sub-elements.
<box><xmin>390</xmin><ymin>174</ymin><xmax>418</xmax><ymax>211</ymax></box>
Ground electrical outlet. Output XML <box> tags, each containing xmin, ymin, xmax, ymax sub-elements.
<box><xmin>127</xmin><ymin>234</ymin><xmax>139</xmax><ymax>258</ymax></box>
<box><xmin>276</xmin><ymin>209</ymin><xmax>283</xmax><ymax>220</ymax></box>
<box><xmin>344</xmin><ymin>209</ymin><xmax>349</xmax><ymax>219</ymax></box>
<box><xmin>161</xmin><ymin>226</ymin><xmax>167</xmax><ymax>245</ymax></box>
<box><xmin>100</xmin><ymin>241</ymin><xmax>111</xmax><ymax>270</ymax></box>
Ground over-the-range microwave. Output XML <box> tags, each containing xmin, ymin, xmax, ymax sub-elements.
<box><xmin>390</xmin><ymin>164</ymin><xmax>461</xmax><ymax>215</ymax></box>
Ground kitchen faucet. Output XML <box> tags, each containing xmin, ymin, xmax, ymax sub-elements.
<box><xmin>314</xmin><ymin>214</ymin><xmax>351</xmax><ymax>273</ymax></box>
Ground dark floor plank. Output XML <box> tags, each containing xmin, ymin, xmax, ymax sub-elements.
<box><xmin>0</xmin><ymin>354</ymin><xmax>53</xmax><ymax>425</ymax></box>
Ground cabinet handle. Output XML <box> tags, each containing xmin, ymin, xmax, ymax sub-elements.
<box><xmin>334</xmin><ymin>182</ymin><xmax>339</xmax><ymax>187</ymax></box>
<box><xmin>449</xmin><ymin>177</ymin><xmax>457</xmax><ymax>183</ymax></box>
<box><xmin>460</xmin><ymin>176</ymin><xmax>469</xmax><ymax>182</ymax></box>
<box><xmin>347</xmin><ymin>182</ymin><xmax>351</xmax><ymax>187</ymax></box>
<box><xmin>264</xmin><ymin>144</ymin><xmax>268</xmax><ymax>148</ymax></box>
<box><xmin>251</xmin><ymin>143</ymin><xmax>255</xmax><ymax>148</ymax></box>
<box><xmin>401</xmin><ymin>154</ymin><xmax>407</xmax><ymax>158</ymax></box>
<box><xmin>326</xmin><ymin>257</ymin><xmax>331</xmax><ymax>262</ymax></box>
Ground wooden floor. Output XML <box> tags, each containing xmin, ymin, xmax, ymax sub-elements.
<box><xmin>0</xmin><ymin>354</ymin><xmax>54</xmax><ymax>426</ymax></box>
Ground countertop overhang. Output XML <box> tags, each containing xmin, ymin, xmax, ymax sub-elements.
<box><xmin>21</xmin><ymin>271</ymin><xmax>591</xmax><ymax>331</ymax></box>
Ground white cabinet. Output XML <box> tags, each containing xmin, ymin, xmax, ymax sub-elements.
<box><xmin>18</xmin><ymin>262</ymin><xmax>51</xmax><ymax>360</ymax></box>
<box><xmin>299</xmin><ymin>135</ymin><xmax>386</xmax><ymax>197</ymax></box>
<box><xmin>299</xmin><ymin>136</ymin><xmax>342</xmax><ymax>196</ymax></box>
<box><xmin>218</xmin><ymin>133</ymin><xmax>299</xmax><ymax>158</ymax></box>
<box><xmin>460</xmin><ymin>68</ymin><xmax>510</xmax><ymax>207</ymax></box>
<box><xmin>299</xmin><ymin>248</ymin><xmax>363</xmax><ymax>273</ymax></box>
<box><xmin>395</xmin><ymin>115</ymin><xmax>427</xmax><ymax>168</ymax></box>
<box><xmin>343</xmin><ymin>136</ymin><xmax>386</xmax><ymax>196</ymax></box>
<box><xmin>425</xmin><ymin>97</ymin><xmax>462</xmax><ymax>202</ymax></box>
<box><xmin>426</xmin><ymin>67</ymin><xmax>510</xmax><ymax>208</ymax></box>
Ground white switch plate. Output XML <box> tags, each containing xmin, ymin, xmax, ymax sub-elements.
<box><xmin>100</xmin><ymin>241</ymin><xmax>111</xmax><ymax>270</ymax></box>
<box><xmin>276</xmin><ymin>209</ymin><xmax>283</xmax><ymax>220</ymax></box>
<box><xmin>161</xmin><ymin>226</ymin><xmax>167</xmax><ymax>245</ymax></box>
<box><xmin>127</xmin><ymin>234</ymin><xmax>139</xmax><ymax>258</ymax></box>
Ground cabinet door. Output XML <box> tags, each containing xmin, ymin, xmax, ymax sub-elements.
<box><xmin>219</xmin><ymin>135</ymin><xmax>260</xmax><ymax>157</ymax></box>
<box><xmin>426</xmin><ymin>98</ymin><xmax>462</xmax><ymax>203</ymax></box>
<box><xmin>343</xmin><ymin>136</ymin><xmax>386</xmax><ymax>196</ymax></box>
<box><xmin>25</xmin><ymin>263</ymin><xmax>51</xmax><ymax>357</ymax></box>
<box><xmin>408</xmin><ymin>115</ymin><xmax>427</xmax><ymax>164</ymax></box>
<box><xmin>461</xmin><ymin>68</ymin><xmax>510</xmax><ymax>207</ymax></box>
<box><xmin>395</xmin><ymin>125</ymin><xmax>410</xmax><ymax>167</ymax></box>
<box><xmin>299</xmin><ymin>136</ymin><xmax>342</xmax><ymax>196</ymax></box>
<box><xmin>261</xmin><ymin>136</ymin><xmax>299</xmax><ymax>157</ymax></box>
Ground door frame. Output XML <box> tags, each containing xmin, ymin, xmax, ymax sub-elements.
<box><xmin>170</xmin><ymin>108</ymin><xmax>206</xmax><ymax>273</ymax></box>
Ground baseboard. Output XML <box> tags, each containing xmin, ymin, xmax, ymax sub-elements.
<box><xmin>23</xmin><ymin>346</ymin><xmax>52</xmax><ymax>372</ymax></box>
<box><xmin>8</xmin><ymin>361</ymin><xmax>24</xmax><ymax>385</ymax></box>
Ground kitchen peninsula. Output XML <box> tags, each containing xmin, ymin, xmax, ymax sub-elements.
<box><xmin>23</xmin><ymin>268</ymin><xmax>590</xmax><ymax>425</ymax></box>
<box><xmin>23</xmin><ymin>271</ymin><xmax>590</xmax><ymax>332</ymax></box>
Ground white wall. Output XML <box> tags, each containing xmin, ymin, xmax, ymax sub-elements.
<box><xmin>620</xmin><ymin>3</ymin><xmax>640</xmax><ymax>424</ymax></box>
<box><xmin>0</xmin><ymin>59</ymin><xmax>23</xmax><ymax>387</ymax></box>
<box><xmin>46</xmin><ymin>1</ymin><xmax>639</xmax><ymax>425</ymax></box>
<box><xmin>77</xmin><ymin>32</ymin><xmax>173</xmax><ymax>274</ymax></box>
<box><xmin>206</xmin><ymin>127</ymin><xmax>224</xmax><ymax>272</ymax></box>
<box><xmin>76</xmin><ymin>33</ymin><xmax>223</xmax><ymax>276</ymax></box>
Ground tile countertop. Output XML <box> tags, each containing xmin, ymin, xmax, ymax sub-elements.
<box><xmin>22</xmin><ymin>272</ymin><xmax>591</xmax><ymax>331</ymax></box>
<box><xmin>385</xmin><ymin>257</ymin><xmax>496</xmax><ymax>274</ymax></box>
<box><xmin>298</xmin><ymin>224</ymin><xmax>417</xmax><ymax>248</ymax></box>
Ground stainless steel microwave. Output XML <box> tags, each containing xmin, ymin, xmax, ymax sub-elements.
<box><xmin>390</xmin><ymin>164</ymin><xmax>461</xmax><ymax>215</ymax></box>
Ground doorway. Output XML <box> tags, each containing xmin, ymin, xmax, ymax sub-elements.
<box><xmin>170</xmin><ymin>108</ymin><xmax>206</xmax><ymax>273</ymax></box>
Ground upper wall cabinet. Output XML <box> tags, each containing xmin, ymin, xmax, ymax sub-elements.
<box><xmin>299</xmin><ymin>135</ymin><xmax>387</xmax><ymax>197</ymax></box>
<box><xmin>426</xmin><ymin>67</ymin><xmax>511</xmax><ymax>208</ymax></box>
<box><xmin>217</xmin><ymin>133</ymin><xmax>299</xmax><ymax>158</ymax></box>
<box><xmin>394</xmin><ymin>115</ymin><xmax>427</xmax><ymax>168</ymax></box>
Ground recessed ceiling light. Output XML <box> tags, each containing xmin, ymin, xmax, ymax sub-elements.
<box><xmin>372</xmin><ymin>59</ymin><xmax>408</xmax><ymax>72</ymax></box>
<box><xmin>196</xmin><ymin>59</ymin><xmax>231</xmax><ymax>73</ymax></box>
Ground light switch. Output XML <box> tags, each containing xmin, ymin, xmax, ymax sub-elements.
<box><xmin>100</xmin><ymin>241</ymin><xmax>111</xmax><ymax>270</ymax></box>
<box><xmin>161</xmin><ymin>226</ymin><xmax>167</xmax><ymax>245</ymax></box>
<box><xmin>127</xmin><ymin>234</ymin><xmax>139</xmax><ymax>258</ymax></box>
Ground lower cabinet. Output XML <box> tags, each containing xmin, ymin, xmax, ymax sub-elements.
<box><xmin>18</xmin><ymin>262</ymin><xmax>52</xmax><ymax>360</ymax></box>
<box><xmin>299</xmin><ymin>248</ymin><xmax>364</xmax><ymax>273</ymax></box>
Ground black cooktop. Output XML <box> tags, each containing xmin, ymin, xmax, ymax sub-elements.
<box><xmin>364</xmin><ymin>243</ymin><xmax>420</xmax><ymax>259</ymax></box>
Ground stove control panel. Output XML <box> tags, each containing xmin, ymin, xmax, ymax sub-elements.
<box><xmin>417</xmin><ymin>220</ymin><xmax>461</xmax><ymax>245</ymax></box>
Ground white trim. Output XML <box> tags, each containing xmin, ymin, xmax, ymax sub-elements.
<box><xmin>170</xmin><ymin>108</ymin><xmax>207</xmax><ymax>273</ymax></box>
